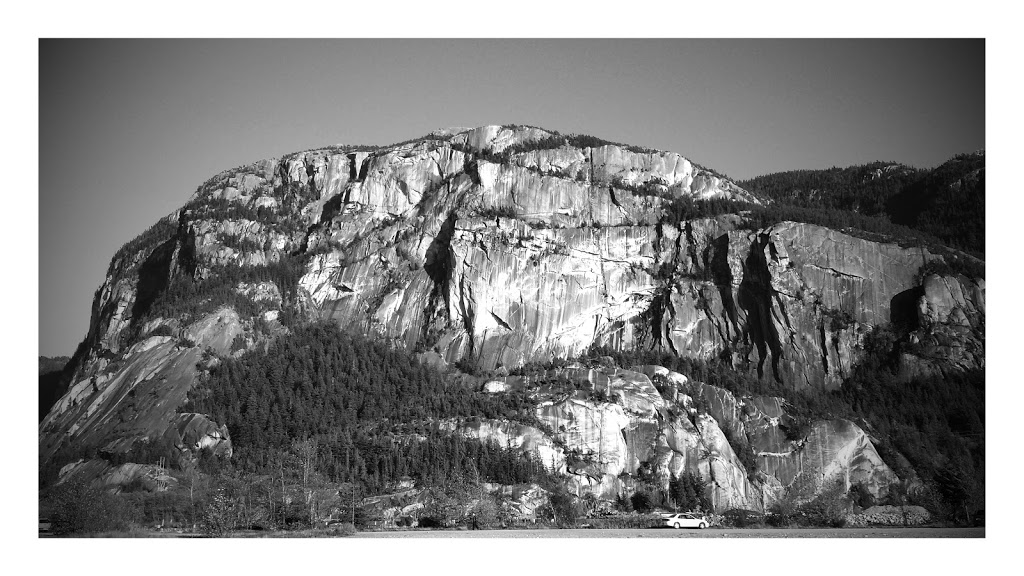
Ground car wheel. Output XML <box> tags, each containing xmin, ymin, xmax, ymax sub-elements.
<box><xmin>698</xmin><ymin>522</ymin><xmax>707</xmax><ymax>529</ymax></box>
<box><xmin>673</xmin><ymin>522</ymin><xmax>681</xmax><ymax>529</ymax></box>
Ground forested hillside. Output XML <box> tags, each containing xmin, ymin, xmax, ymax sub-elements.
<box><xmin>739</xmin><ymin>152</ymin><xmax>985</xmax><ymax>256</ymax></box>
<box><xmin>184</xmin><ymin>322</ymin><xmax>548</xmax><ymax>492</ymax></box>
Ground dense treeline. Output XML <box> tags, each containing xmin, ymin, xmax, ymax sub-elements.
<box><xmin>453</xmin><ymin>128</ymin><xmax>659</xmax><ymax>165</ymax></box>
<box><xmin>738</xmin><ymin>162</ymin><xmax>923</xmax><ymax>215</ymax></box>
<box><xmin>739</xmin><ymin>154</ymin><xmax>985</xmax><ymax>256</ymax></box>
<box><xmin>885</xmin><ymin>153</ymin><xmax>985</xmax><ymax>254</ymax></box>
<box><xmin>184</xmin><ymin>322</ymin><xmax>549</xmax><ymax>492</ymax></box>
<box><xmin>149</xmin><ymin>257</ymin><xmax>304</xmax><ymax>321</ymax></box>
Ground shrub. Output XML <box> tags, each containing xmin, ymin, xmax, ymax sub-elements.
<box><xmin>329</xmin><ymin>522</ymin><xmax>357</xmax><ymax>536</ymax></box>
<box><xmin>629</xmin><ymin>491</ymin><xmax>655</xmax><ymax>513</ymax></box>
<box><xmin>916</xmin><ymin>255</ymin><xmax>985</xmax><ymax>282</ymax></box>
<box><xmin>795</xmin><ymin>481</ymin><xmax>851</xmax><ymax>527</ymax></box>
<box><xmin>721</xmin><ymin>508</ymin><xmax>765</xmax><ymax>528</ymax></box>
<box><xmin>469</xmin><ymin>496</ymin><xmax>500</xmax><ymax>529</ymax></box>
<box><xmin>566</xmin><ymin>134</ymin><xmax>616</xmax><ymax>150</ymax></box>
<box><xmin>477</xmin><ymin>205</ymin><xmax>518</xmax><ymax>220</ymax></box>
<box><xmin>149</xmin><ymin>324</ymin><xmax>175</xmax><ymax>337</ymax></box>
<box><xmin>615</xmin><ymin>492</ymin><xmax>634</xmax><ymax>513</ymax></box>
<box><xmin>587</xmin><ymin>514</ymin><xmax>663</xmax><ymax>529</ymax></box>
<box><xmin>49</xmin><ymin>480</ymin><xmax>140</xmax><ymax>535</ymax></box>
<box><xmin>230</xmin><ymin>333</ymin><xmax>247</xmax><ymax>354</ymax></box>
<box><xmin>201</xmin><ymin>486</ymin><xmax>239</xmax><ymax>535</ymax></box>
<box><xmin>547</xmin><ymin>484</ymin><xmax>582</xmax><ymax>527</ymax></box>
<box><xmin>849</xmin><ymin>482</ymin><xmax>875</xmax><ymax>510</ymax></box>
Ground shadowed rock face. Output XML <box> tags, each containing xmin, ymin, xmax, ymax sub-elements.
<box><xmin>41</xmin><ymin>125</ymin><xmax>983</xmax><ymax>507</ymax></box>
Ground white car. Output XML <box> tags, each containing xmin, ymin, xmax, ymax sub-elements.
<box><xmin>663</xmin><ymin>512</ymin><xmax>708</xmax><ymax>529</ymax></box>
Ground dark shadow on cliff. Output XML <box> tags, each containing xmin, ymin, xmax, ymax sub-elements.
<box><xmin>130</xmin><ymin>238</ymin><xmax>178</xmax><ymax>321</ymax></box>
<box><xmin>419</xmin><ymin>213</ymin><xmax>459</xmax><ymax>351</ymax></box>
<box><xmin>737</xmin><ymin>233</ymin><xmax>785</xmax><ymax>383</ymax></box>
<box><xmin>319</xmin><ymin>194</ymin><xmax>345</xmax><ymax>224</ymax></box>
<box><xmin>890</xmin><ymin>286</ymin><xmax>923</xmax><ymax>331</ymax></box>
<box><xmin>707</xmin><ymin>232</ymin><xmax>740</xmax><ymax>342</ymax></box>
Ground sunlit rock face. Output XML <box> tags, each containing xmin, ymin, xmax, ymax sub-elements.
<box><xmin>58</xmin><ymin>459</ymin><xmax>179</xmax><ymax>493</ymax></box>
<box><xmin>40</xmin><ymin>309</ymin><xmax>240</xmax><ymax>464</ymax></box>
<box><xmin>42</xmin><ymin>124</ymin><xmax>982</xmax><ymax>505</ymax></box>
<box><xmin>440</xmin><ymin>418</ymin><xmax>567</xmax><ymax>475</ymax></box>
<box><xmin>70</xmin><ymin>124</ymin><xmax>981</xmax><ymax>392</ymax></box>
<box><xmin>900</xmin><ymin>274</ymin><xmax>986</xmax><ymax>379</ymax></box>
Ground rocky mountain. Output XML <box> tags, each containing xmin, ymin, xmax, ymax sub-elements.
<box><xmin>40</xmin><ymin>125</ymin><xmax>984</xmax><ymax>523</ymax></box>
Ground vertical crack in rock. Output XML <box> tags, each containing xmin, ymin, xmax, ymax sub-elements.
<box><xmin>490</xmin><ymin>310</ymin><xmax>512</xmax><ymax>332</ymax></box>
<box><xmin>684</xmin><ymin>221</ymin><xmax>707</xmax><ymax>280</ymax></box>
<box><xmin>595</xmin><ymin>232</ymin><xmax>612</xmax><ymax>347</ymax></box>
<box><xmin>420</xmin><ymin>212</ymin><xmax>458</xmax><ymax>351</ymax></box>
<box><xmin>130</xmin><ymin>237</ymin><xmax>178</xmax><ymax>322</ymax></box>
<box><xmin>819</xmin><ymin>320</ymin><xmax>830</xmax><ymax>375</ymax></box>
<box><xmin>588</xmin><ymin>147</ymin><xmax>595</xmax><ymax>184</ymax></box>
<box><xmin>458</xmin><ymin>272</ymin><xmax>476</xmax><ymax>359</ymax></box>
<box><xmin>832</xmin><ymin>332</ymin><xmax>846</xmax><ymax>376</ymax></box>
<box><xmin>737</xmin><ymin>233</ymin><xmax>785</xmax><ymax>383</ymax></box>
<box><xmin>644</xmin><ymin>288</ymin><xmax>669</xmax><ymax>351</ymax></box>
<box><xmin>608</xmin><ymin>186</ymin><xmax>622</xmax><ymax>210</ymax></box>
<box><xmin>709</xmin><ymin>233</ymin><xmax>740</xmax><ymax>341</ymax></box>
<box><xmin>357</xmin><ymin>155</ymin><xmax>372</xmax><ymax>182</ymax></box>
<box><xmin>645</xmin><ymin>222</ymin><xmax>682</xmax><ymax>354</ymax></box>
<box><xmin>654</xmin><ymin>221</ymin><xmax>665</xmax><ymax>255</ymax></box>
<box><xmin>346</xmin><ymin>153</ymin><xmax>358</xmax><ymax>181</ymax></box>
<box><xmin>661</xmin><ymin>293</ymin><xmax>680</xmax><ymax>357</ymax></box>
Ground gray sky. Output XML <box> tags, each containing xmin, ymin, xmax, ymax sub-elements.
<box><xmin>38</xmin><ymin>39</ymin><xmax>985</xmax><ymax>356</ymax></box>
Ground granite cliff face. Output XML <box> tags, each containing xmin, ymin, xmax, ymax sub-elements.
<box><xmin>464</xmin><ymin>364</ymin><xmax>896</xmax><ymax>510</ymax></box>
<box><xmin>41</xmin><ymin>125</ymin><xmax>984</xmax><ymax>511</ymax></box>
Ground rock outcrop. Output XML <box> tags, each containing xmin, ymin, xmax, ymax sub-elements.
<box><xmin>901</xmin><ymin>273</ymin><xmax>985</xmax><ymax>379</ymax></box>
<box><xmin>58</xmin><ymin>459</ymin><xmax>179</xmax><ymax>493</ymax></box>
<box><xmin>40</xmin><ymin>308</ymin><xmax>241</xmax><ymax>463</ymax></box>
<box><xmin>456</xmin><ymin>364</ymin><xmax>894</xmax><ymax>511</ymax></box>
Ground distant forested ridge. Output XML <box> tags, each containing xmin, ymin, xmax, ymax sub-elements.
<box><xmin>39</xmin><ymin>356</ymin><xmax>70</xmax><ymax>422</ymax></box>
<box><xmin>739</xmin><ymin>152</ymin><xmax>985</xmax><ymax>256</ymax></box>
